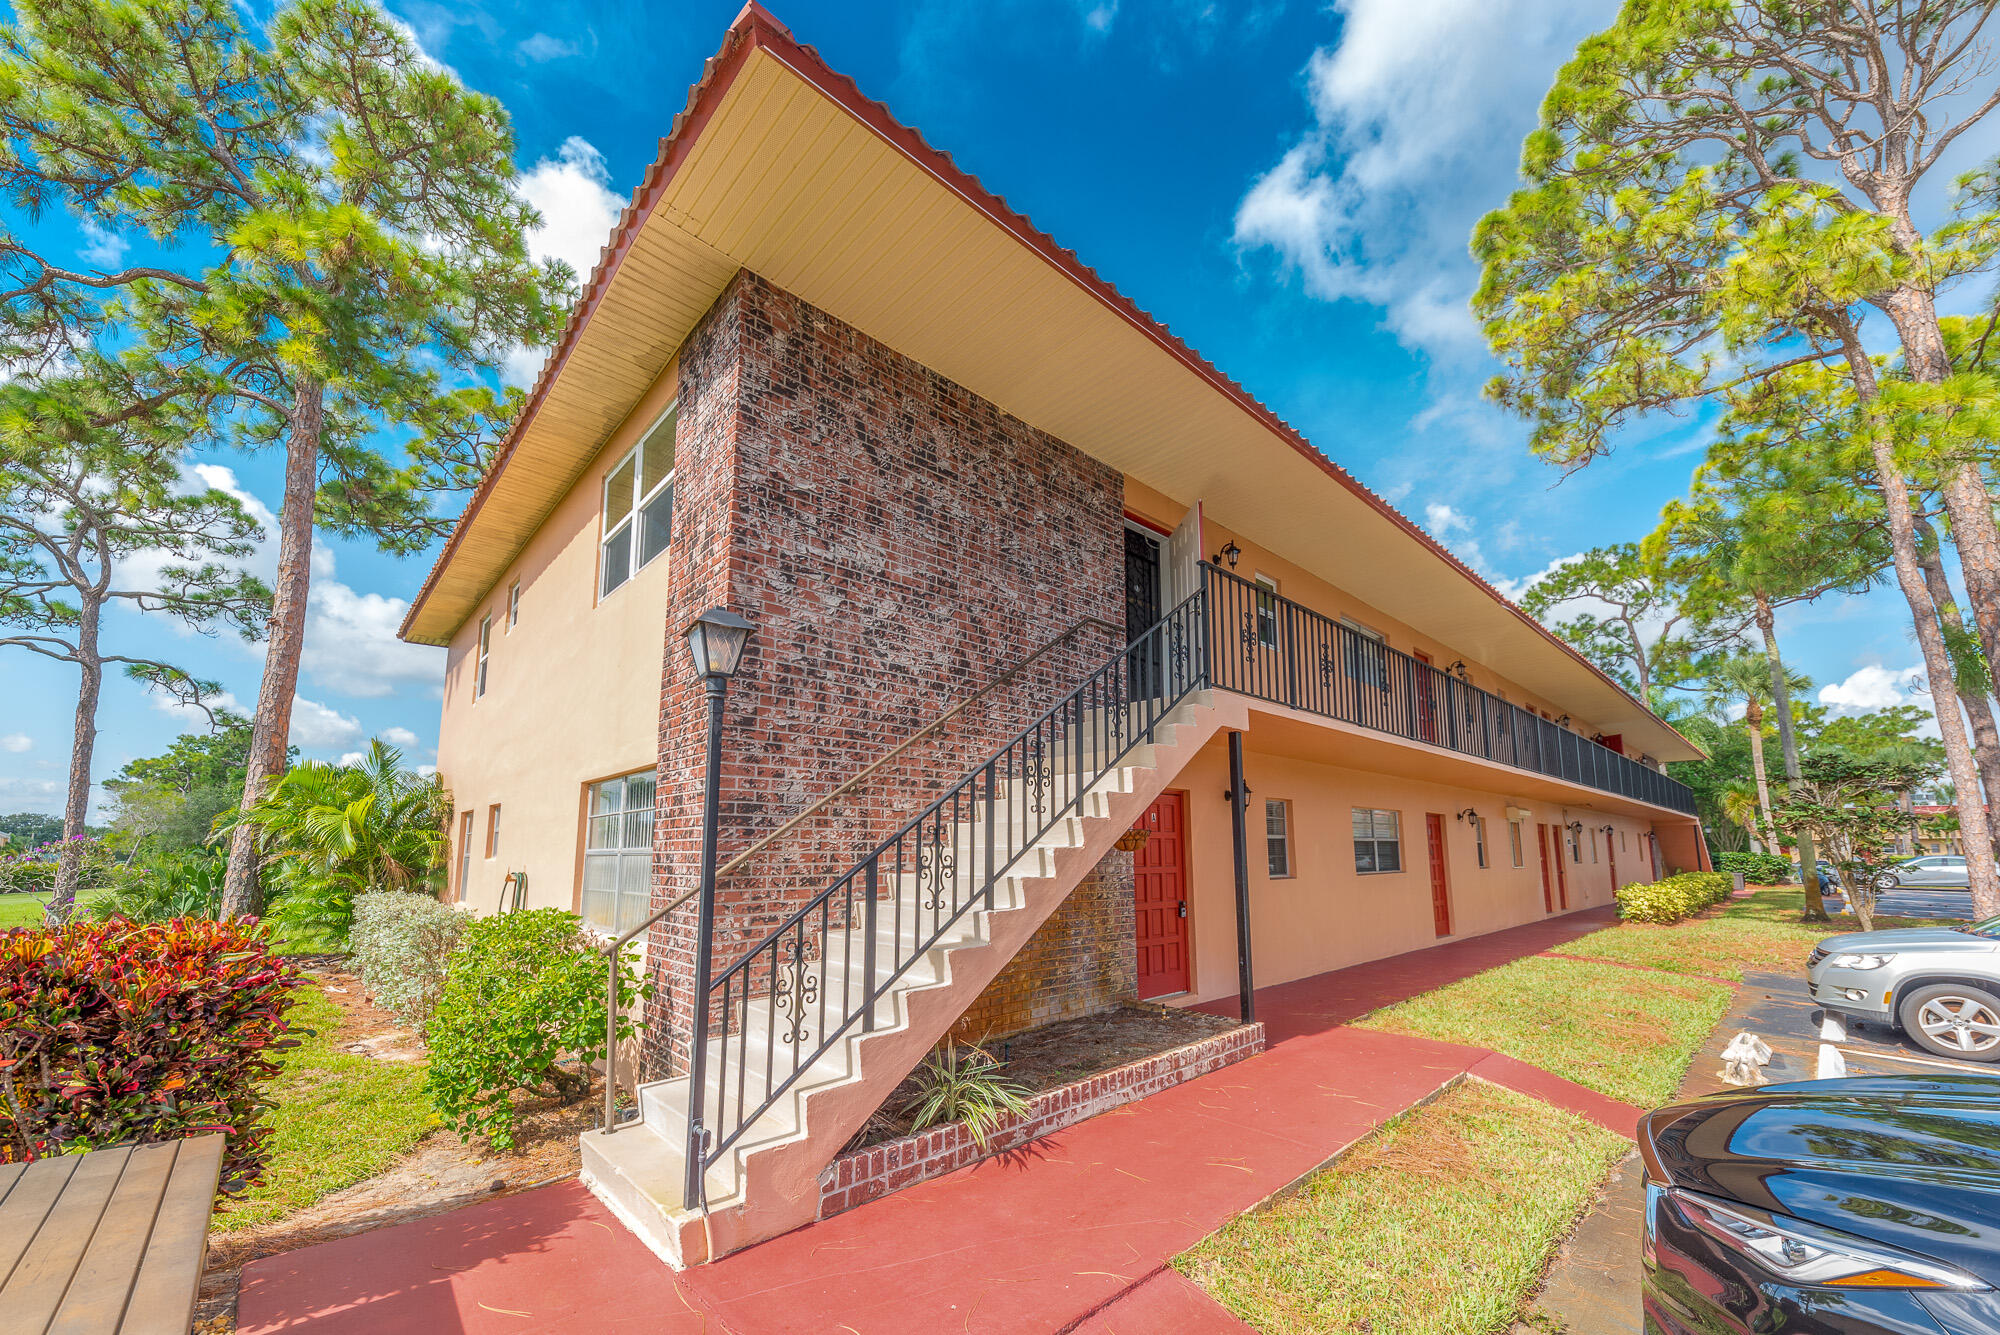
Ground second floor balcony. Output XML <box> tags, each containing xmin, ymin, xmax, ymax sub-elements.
<box><xmin>1197</xmin><ymin>563</ymin><xmax>1696</xmax><ymax>816</ymax></box>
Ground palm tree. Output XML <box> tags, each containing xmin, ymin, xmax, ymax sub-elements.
<box><xmin>1705</xmin><ymin>653</ymin><xmax>1810</xmax><ymax>858</ymax></box>
<box><xmin>1718</xmin><ymin>782</ymin><xmax>1764</xmax><ymax>852</ymax></box>
<box><xmin>223</xmin><ymin>740</ymin><xmax>451</xmax><ymax>945</ymax></box>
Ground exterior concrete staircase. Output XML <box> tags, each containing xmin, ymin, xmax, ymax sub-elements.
<box><xmin>582</xmin><ymin>656</ymin><xmax>1240</xmax><ymax>1267</ymax></box>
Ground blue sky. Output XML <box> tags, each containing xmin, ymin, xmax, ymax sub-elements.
<box><xmin>0</xmin><ymin>0</ymin><xmax>1947</xmax><ymax>816</ymax></box>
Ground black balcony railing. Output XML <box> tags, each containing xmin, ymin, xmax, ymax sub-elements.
<box><xmin>1202</xmin><ymin>563</ymin><xmax>1696</xmax><ymax>815</ymax></box>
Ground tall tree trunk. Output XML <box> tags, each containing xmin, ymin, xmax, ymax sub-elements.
<box><xmin>222</xmin><ymin>379</ymin><xmax>324</xmax><ymax>918</ymax></box>
<box><xmin>1743</xmin><ymin>700</ymin><xmax>1779</xmax><ymax>853</ymax></box>
<box><xmin>1916</xmin><ymin>520</ymin><xmax>2000</xmax><ymax>852</ymax></box>
<box><xmin>47</xmin><ymin>592</ymin><xmax>103</xmax><ymax>925</ymax></box>
<box><xmin>1754</xmin><ymin>593</ymin><xmax>1825</xmax><ymax>921</ymax></box>
<box><xmin>1878</xmin><ymin>286</ymin><xmax>2000</xmax><ymax>887</ymax></box>
<box><xmin>1838</xmin><ymin>329</ymin><xmax>2000</xmax><ymax>919</ymax></box>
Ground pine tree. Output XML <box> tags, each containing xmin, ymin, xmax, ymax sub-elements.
<box><xmin>0</xmin><ymin>0</ymin><xmax>567</xmax><ymax>914</ymax></box>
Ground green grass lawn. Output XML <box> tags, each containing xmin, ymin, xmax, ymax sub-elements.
<box><xmin>0</xmin><ymin>889</ymin><xmax>113</xmax><ymax>928</ymax></box>
<box><xmin>1179</xmin><ymin>1082</ymin><xmax>1628</xmax><ymax>1335</ymax></box>
<box><xmin>1354</xmin><ymin>954</ymin><xmax>1732</xmax><ymax>1106</ymax></box>
<box><xmin>1562</xmin><ymin>885</ymin><xmax>1953</xmax><ymax>982</ymax></box>
<box><xmin>216</xmin><ymin>983</ymin><xmax>437</xmax><ymax>1232</ymax></box>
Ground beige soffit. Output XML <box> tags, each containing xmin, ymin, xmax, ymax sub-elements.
<box><xmin>399</xmin><ymin>5</ymin><xmax>1702</xmax><ymax>764</ymax></box>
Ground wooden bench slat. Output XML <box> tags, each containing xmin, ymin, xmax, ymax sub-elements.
<box><xmin>46</xmin><ymin>1142</ymin><xmax>181</xmax><ymax>1335</ymax></box>
<box><xmin>119</xmin><ymin>1136</ymin><xmax>224</xmax><ymax>1335</ymax></box>
<box><xmin>0</xmin><ymin>1156</ymin><xmax>31</xmax><ymax>1207</ymax></box>
<box><xmin>0</xmin><ymin>1154</ymin><xmax>85</xmax><ymax>1293</ymax></box>
<box><xmin>2</xmin><ymin>1146</ymin><xmax>131</xmax><ymax>1334</ymax></box>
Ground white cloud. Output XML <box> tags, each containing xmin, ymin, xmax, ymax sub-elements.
<box><xmin>0</xmin><ymin>776</ymin><xmax>60</xmax><ymax>812</ymax></box>
<box><xmin>1233</xmin><ymin>0</ymin><xmax>1604</xmax><ymax>354</ymax></box>
<box><xmin>151</xmin><ymin>688</ymin><xmax>364</xmax><ymax>752</ymax></box>
<box><xmin>1819</xmin><ymin>664</ymin><xmax>1926</xmax><ymax>713</ymax></box>
<box><xmin>1079</xmin><ymin>1</ymin><xmax>1118</xmax><ymax>34</ymax></box>
<box><xmin>380</xmin><ymin>726</ymin><xmax>421</xmax><ymax>748</ymax></box>
<box><xmin>0</xmin><ymin>733</ymin><xmax>30</xmax><ymax>754</ymax></box>
<box><xmin>1490</xmin><ymin>552</ymin><xmax>1583</xmax><ymax>605</ymax></box>
<box><xmin>517</xmin><ymin>32</ymin><xmax>578</xmax><ymax>61</ymax></box>
<box><xmin>300</xmin><ymin>578</ymin><xmax>443</xmax><ymax>699</ymax></box>
<box><xmin>1421</xmin><ymin>501</ymin><xmax>1489</xmax><ymax>573</ymax></box>
<box><xmin>506</xmin><ymin>136</ymin><xmax>624</xmax><ymax>386</ymax></box>
<box><xmin>77</xmin><ymin>220</ymin><xmax>128</xmax><ymax>269</ymax></box>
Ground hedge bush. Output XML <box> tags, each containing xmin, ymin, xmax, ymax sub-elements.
<box><xmin>1616</xmin><ymin>871</ymin><xmax>1736</xmax><ymax>925</ymax></box>
<box><xmin>349</xmin><ymin>891</ymin><xmax>468</xmax><ymax>1036</ymax></box>
<box><xmin>1715</xmin><ymin>851</ymin><xmax>1792</xmax><ymax>885</ymax></box>
<box><xmin>0</xmin><ymin>916</ymin><xmax>301</xmax><ymax>1194</ymax></box>
<box><xmin>426</xmin><ymin>909</ymin><xmax>645</xmax><ymax>1150</ymax></box>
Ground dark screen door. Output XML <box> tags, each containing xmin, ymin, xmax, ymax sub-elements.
<box><xmin>1125</xmin><ymin>527</ymin><xmax>1162</xmax><ymax>697</ymax></box>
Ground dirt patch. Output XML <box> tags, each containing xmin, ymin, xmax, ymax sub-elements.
<box><xmin>851</xmin><ymin>1003</ymin><xmax>1240</xmax><ymax>1149</ymax></box>
<box><xmin>195</xmin><ymin>963</ymin><xmax>612</xmax><ymax>1334</ymax></box>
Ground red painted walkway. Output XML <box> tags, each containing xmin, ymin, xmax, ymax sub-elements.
<box><xmin>237</xmin><ymin>905</ymin><xmax>1635</xmax><ymax>1335</ymax></box>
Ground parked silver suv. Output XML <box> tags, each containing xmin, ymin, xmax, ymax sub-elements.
<box><xmin>1807</xmin><ymin>916</ymin><xmax>2000</xmax><ymax>1060</ymax></box>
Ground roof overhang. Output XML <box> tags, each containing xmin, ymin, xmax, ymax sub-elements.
<box><xmin>398</xmin><ymin>4</ymin><xmax>1702</xmax><ymax>764</ymax></box>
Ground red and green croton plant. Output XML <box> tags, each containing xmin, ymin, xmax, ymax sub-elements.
<box><xmin>0</xmin><ymin>916</ymin><xmax>301</xmax><ymax>1196</ymax></box>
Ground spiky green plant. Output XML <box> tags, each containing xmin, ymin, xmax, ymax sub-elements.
<box><xmin>902</xmin><ymin>1040</ymin><xmax>1030</xmax><ymax>1150</ymax></box>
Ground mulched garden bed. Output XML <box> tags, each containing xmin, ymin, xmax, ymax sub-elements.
<box><xmin>850</xmin><ymin>1002</ymin><xmax>1241</xmax><ymax>1149</ymax></box>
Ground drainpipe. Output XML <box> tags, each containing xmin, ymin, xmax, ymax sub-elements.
<box><xmin>1228</xmin><ymin>731</ymin><xmax>1256</xmax><ymax>1023</ymax></box>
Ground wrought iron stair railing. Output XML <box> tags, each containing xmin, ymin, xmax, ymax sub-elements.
<box><xmin>1202</xmin><ymin>562</ymin><xmax>1695</xmax><ymax>814</ymax></box>
<box><xmin>683</xmin><ymin>589</ymin><xmax>1211</xmax><ymax>1205</ymax></box>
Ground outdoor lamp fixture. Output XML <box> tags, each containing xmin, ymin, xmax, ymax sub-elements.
<box><xmin>1214</xmin><ymin>541</ymin><xmax>1242</xmax><ymax>569</ymax></box>
<box><xmin>680</xmin><ymin>605</ymin><xmax>755</xmax><ymax>1211</ymax></box>
<box><xmin>1567</xmin><ymin>821</ymin><xmax>1584</xmax><ymax>837</ymax></box>
<box><xmin>1455</xmin><ymin>807</ymin><xmax>1479</xmax><ymax>823</ymax></box>
<box><xmin>1556</xmin><ymin>714</ymin><xmax>1572</xmax><ymax>728</ymax></box>
<box><xmin>1446</xmin><ymin>659</ymin><xmax>1467</xmax><ymax>679</ymax></box>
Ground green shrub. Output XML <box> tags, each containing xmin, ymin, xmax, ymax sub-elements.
<box><xmin>350</xmin><ymin>891</ymin><xmax>468</xmax><ymax>1036</ymax></box>
<box><xmin>1715</xmin><ymin>851</ymin><xmax>1791</xmax><ymax>885</ymax></box>
<box><xmin>93</xmin><ymin>848</ymin><xmax>224</xmax><ymax>923</ymax></box>
<box><xmin>0</xmin><ymin>916</ymin><xmax>301</xmax><ymax>1195</ymax></box>
<box><xmin>425</xmin><ymin>909</ymin><xmax>645</xmax><ymax>1150</ymax></box>
<box><xmin>1617</xmin><ymin>872</ymin><xmax>1735</xmax><ymax>925</ymax></box>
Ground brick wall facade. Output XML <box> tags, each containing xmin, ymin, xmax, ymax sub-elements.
<box><xmin>817</xmin><ymin>1021</ymin><xmax>1266</xmax><ymax>1219</ymax></box>
<box><xmin>951</xmin><ymin>849</ymin><xmax>1138</xmax><ymax>1043</ymax></box>
<box><xmin>646</xmin><ymin>271</ymin><xmax>1126</xmax><ymax>1074</ymax></box>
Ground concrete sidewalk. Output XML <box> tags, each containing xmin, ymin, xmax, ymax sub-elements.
<box><xmin>237</xmin><ymin>905</ymin><xmax>1631</xmax><ymax>1335</ymax></box>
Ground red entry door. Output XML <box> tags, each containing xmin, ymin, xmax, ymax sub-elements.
<box><xmin>1554</xmin><ymin>828</ymin><xmax>1571</xmax><ymax>909</ymax></box>
<box><xmin>1425</xmin><ymin>812</ymin><xmax>1453</xmax><ymax>937</ymax></box>
<box><xmin>1536</xmin><ymin>824</ymin><xmax>1555</xmax><ymax>913</ymax></box>
<box><xmin>1133</xmin><ymin>792</ymin><xmax>1189</xmax><ymax>998</ymax></box>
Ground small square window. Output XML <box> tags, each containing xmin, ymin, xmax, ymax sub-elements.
<box><xmin>1509</xmin><ymin>821</ymin><xmax>1524</xmax><ymax>868</ymax></box>
<box><xmin>1472</xmin><ymin>815</ymin><xmax>1488</xmax><ymax>869</ymax></box>
<box><xmin>1265</xmin><ymin>799</ymin><xmax>1292</xmax><ymax>878</ymax></box>
<box><xmin>1353</xmin><ymin>807</ymin><xmax>1401</xmax><ymax>874</ymax></box>
<box><xmin>507</xmin><ymin>580</ymin><xmax>520</xmax><ymax>630</ymax></box>
<box><xmin>1342</xmin><ymin>619</ymin><xmax>1389</xmax><ymax>690</ymax></box>
<box><xmin>599</xmin><ymin>406</ymin><xmax>677</xmax><ymax>598</ymax></box>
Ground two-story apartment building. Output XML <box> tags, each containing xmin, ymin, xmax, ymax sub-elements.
<box><xmin>399</xmin><ymin>5</ymin><xmax>1708</xmax><ymax>1267</ymax></box>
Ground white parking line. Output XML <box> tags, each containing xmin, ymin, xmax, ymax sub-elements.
<box><xmin>1838</xmin><ymin>1045</ymin><xmax>1996</xmax><ymax>1075</ymax></box>
<box><xmin>1816</xmin><ymin>1043</ymin><xmax>1847</xmax><ymax>1079</ymax></box>
<box><xmin>1820</xmin><ymin>1012</ymin><xmax>1847</xmax><ymax>1043</ymax></box>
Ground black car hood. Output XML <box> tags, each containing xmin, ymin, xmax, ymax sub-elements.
<box><xmin>1644</xmin><ymin>1076</ymin><xmax>2000</xmax><ymax>1287</ymax></box>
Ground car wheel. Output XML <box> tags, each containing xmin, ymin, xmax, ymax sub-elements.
<box><xmin>1899</xmin><ymin>984</ymin><xmax>2000</xmax><ymax>1061</ymax></box>
<box><xmin>1873</xmin><ymin>871</ymin><xmax>1900</xmax><ymax>891</ymax></box>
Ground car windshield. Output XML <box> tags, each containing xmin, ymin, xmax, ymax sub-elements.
<box><xmin>1956</xmin><ymin>916</ymin><xmax>2000</xmax><ymax>939</ymax></box>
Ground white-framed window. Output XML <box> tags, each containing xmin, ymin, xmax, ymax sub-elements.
<box><xmin>1509</xmin><ymin>820</ymin><xmax>1524</xmax><ymax>868</ymax></box>
<box><xmin>1569</xmin><ymin>825</ymin><xmax>1581</xmax><ymax>862</ymax></box>
<box><xmin>1353</xmin><ymin>808</ymin><xmax>1402</xmax><ymax>874</ymax></box>
<box><xmin>475</xmin><ymin>614</ymin><xmax>492</xmax><ymax>699</ymax></box>
<box><xmin>486</xmin><ymin>803</ymin><xmax>501</xmax><ymax>858</ymax></box>
<box><xmin>1342</xmin><ymin>618</ymin><xmax>1389</xmax><ymax>690</ymax></box>
<box><xmin>1472</xmin><ymin>814</ymin><xmax>1488</xmax><ymax>869</ymax></box>
<box><xmin>1254</xmin><ymin>574</ymin><xmax>1280</xmax><ymax>649</ymax></box>
<box><xmin>599</xmin><ymin>405</ymin><xmax>678</xmax><ymax>598</ymax></box>
<box><xmin>507</xmin><ymin>580</ymin><xmax>520</xmax><ymax>630</ymax></box>
<box><xmin>457</xmin><ymin>810</ymin><xmax>474</xmax><ymax>901</ymax></box>
<box><xmin>583</xmin><ymin>770</ymin><xmax>656</xmax><ymax>934</ymax></box>
<box><xmin>1266</xmin><ymin>799</ymin><xmax>1292</xmax><ymax>877</ymax></box>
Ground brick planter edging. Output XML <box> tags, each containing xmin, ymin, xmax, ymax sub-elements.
<box><xmin>817</xmin><ymin>1020</ymin><xmax>1267</xmax><ymax>1219</ymax></box>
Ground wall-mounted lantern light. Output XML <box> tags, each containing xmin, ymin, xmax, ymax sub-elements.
<box><xmin>1455</xmin><ymin>807</ymin><xmax>1479</xmax><ymax>823</ymax></box>
<box><xmin>1213</xmin><ymin>540</ymin><xmax>1242</xmax><ymax>570</ymax></box>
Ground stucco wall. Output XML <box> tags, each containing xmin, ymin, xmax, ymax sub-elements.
<box><xmin>1168</xmin><ymin>727</ymin><xmax>1670</xmax><ymax>1008</ymax></box>
<box><xmin>434</xmin><ymin>358</ymin><xmax>681</xmax><ymax>918</ymax></box>
<box><xmin>645</xmin><ymin>271</ymin><xmax>1125</xmax><ymax>1072</ymax></box>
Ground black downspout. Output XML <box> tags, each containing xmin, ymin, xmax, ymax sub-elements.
<box><xmin>1228</xmin><ymin>730</ymin><xmax>1256</xmax><ymax>1023</ymax></box>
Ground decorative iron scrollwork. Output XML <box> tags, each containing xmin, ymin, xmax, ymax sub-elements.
<box><xmin>1240</xmin><ymin>611</ymin><xmax>1260</xmax><ymax>662</ymax></box>
<box><xmin>1027</xmin><ymin>733</ymin><xmax>1051</xmax><ymax>817</ymax></box>
<box><xmin>1318</xmin><ymin>649</ymin><xmax>1341</xmax><ymax>687</ymax></box>
<box><xmin>919</xmin><ymin>825</ymin><xmax>958</xmax><ymax>911</ymax></box>
<box><xmin>773</xmin><ymin>936</ymin><xmax>820</xmax><ymax>1046</ymax></box>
